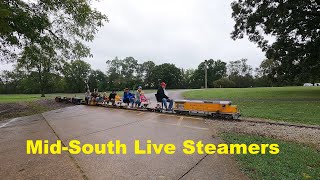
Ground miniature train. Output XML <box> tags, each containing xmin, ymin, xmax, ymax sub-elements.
<box><xmin>173</xmin><ymin>100</ymin><xmax>240</xmax><ymax>119</ymax></box>
<box><xmin>55</xmin><ymin>95</ymin><xmax>240</xmax><ymax>119</ymax></box>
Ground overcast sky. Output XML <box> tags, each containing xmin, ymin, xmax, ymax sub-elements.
<box><xmin>1</xmin><ymin>0</ymin><xmax>266</xmax><ymax>72</ymax></box>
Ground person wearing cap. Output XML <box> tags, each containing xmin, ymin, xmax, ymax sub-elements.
<box><xmin>156</xmin><ymin>82</ymin><xmax>173</xmax><ymax>111</ymax></box>
<box><xmin>135</xmin><ymin>86</ymin><xmax>143</xmax><ymax>107</ymax></box>
<box><xmin>123</xmin><ymin>88</ymin><xmax>135</xmax><ymax>107</ymax></box>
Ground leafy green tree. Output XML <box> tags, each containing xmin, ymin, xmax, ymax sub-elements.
<box><xmin>17</xmin><ymin>45</ymin><xmax>60</xmax><ymax>96</ymax></box>
<box><xmin>0</xmin><ymin>69</ymin><xmax>25</xmax><ymax>93</ymax></box>
<box><xmin>227</xmin><ymin>59</ymin><xmax>254</xmax><ymax>88</ymax></box>
<box><xmin>0</xmin><ymin>68</ymin><xmax>65</xmax><ymax>94</ymax></box>
<box><xmin>63</xmin><ymin>60</ymin><xmax>91</xmax><ymax>93</ymax></box>
<box><xmin>106</xmin><ymin>57</ymin><xmax>148</xmax><ymax>90</ymax></box>
<box><xmin>0</xmin><ymin>79</ymin><xmax>3</xmax><ymax>93</ymax></box>
<box><xmin>120</xmin><ymin>57</ymin><xmax>138</xmax><ymax>79</ymax></box>
<box><xmin>181</xmin><ymin>69</ymin><xmax>195</xmax><ymax>89</ymax></box>
<box><xmin>139</xmin><ymin>61</ymin><xmax>156</xmax><ymax>89</ymax></box>
<box><xmin>106</xmin><ymin>57</ymin><xmax>137</xmax><ymax>90</ymax></box>
<box><xmin>191</xmin><ymin>59</ymin><xmax>227</xmax><ymax>88</ymax></box>
<box><xmin>50</xmin><ymin>74</ymin><xmax>66</xmax><ymax>93</ymax></box>
<box><xmin>106</xmin><ymin>57</ymin><xmax>123</xmax><ymax>90</ymax></box>
<box><xmin>121</xmin><ymin>57</ymin><xmax>139</xmax><ymax>89</ymax></box>
<box><xmin>149</xmin><ymin>63</ymin><xmax>183</xmax><ymax>89</ymax></box>
<box><xmin>213</xmin><ymin>78</ymin><xmax>236</xmax><ymax>88</ymax></box>
<box><xmin>19</xmin><ymin>72</ymin><xmax>41</xmax><ymax>94</ymax></box>
<box><xmin>254</xmin><ymin>59</ymin><xmax>279</xmax><ymax>87</ymax></box>
<box><xmin>88</xmin><ymin>70</ymin><xmax>107</xmax><ymax>91</ymax></box>
<box><xmin>1</xmin><ymin>0</ymin><xmax>107</xmax><ymax>96</ymax></box>
<box><xmin>231</xmin><ymin>0</ymin><xmax>320</xmax><ymax>84</ymax></box>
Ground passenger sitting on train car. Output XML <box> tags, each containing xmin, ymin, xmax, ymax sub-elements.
<box><xmin>156</xmin><ymin>82</ymin><xmax>173</xmax><ymax>111</ymax></box>
<box><xmin>115</xmin><ymin>94</ymin><xmax>121</xmax><ymax>101</ymax></box>
<box><xmin>102</xmin><ymin>92</ymin><xmax>108</xmax><ymax>98</ymax></box>
<box><xmin>96</xmin><ymin>93</ymin><xmax>103</xmax><ymax>103</ymax></box>
<box><xmin>108</xmin><ymin>91</ymin><xmax>117</xmax><ymax>105</ymax></box>
<box><xmin>85</xmin><ymin>90</ymin><xmax>90</xmax><ymax>104</ymax></box>
<box><xmin>90</xmin><ymin>90</ymin><xmax>97</xmax><ymax>103</ymax></box>
<box><xmin>123</xmin><ymin>88</ymin><xmax>135</xmax><ymax>107</ymax></box>
<box><xmin>140</xmin><ymin>92</ymin><xmax>149</xmax><ymax>107</ymax></box>
<box><xmin>102</xmin><ymin>92</ymin><xmax>108</xmax><ymax>103</ymax></box>
<box><xmin>135</xmin><ymin>86</ymin><xmax>143</xmax><ymax>107</ymax></box>
<box><xmin>91</xmin><ymin>89</ymin><xmax>98</xmax><ymax>98</ymax></box>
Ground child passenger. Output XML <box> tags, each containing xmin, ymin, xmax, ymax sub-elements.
<box><xmin>140</xmin><ymin>92</ymin><xmax>148</xmax><ymax>104</ymax></box>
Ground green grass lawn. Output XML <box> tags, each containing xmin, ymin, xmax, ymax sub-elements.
<box><xmin>0</xmin><ymin>93</ymin><xmax>84</xmax><ymax>103</ymax></box>
<box><xmin>222</xmin><ymin>132</ymin><xmax>320</xmax><ymax>180</ymax></box>
<box><xmin>183</xmin><ymin>87</ymin><xmax>320</xmax><ymax>125</ymax></box>
<box><xmin>0</xmin><ymin>89</ymin><xmax>157</xmax><ymax>103</ymax></box>
<box><xmin>0</xmin><ymin>90</ymin><xmax>157</xmax><ymax>121</ymax></box>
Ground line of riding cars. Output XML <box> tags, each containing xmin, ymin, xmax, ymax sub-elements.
<box><xmin>55</xmin><ymin>90</ymin><xmax>241</xmax><ymax>119</ymax></box>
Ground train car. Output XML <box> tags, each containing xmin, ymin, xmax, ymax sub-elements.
<box><xmin>55</xmin><ymin>96</ymin><xmax>82</xmax><ymax>105</ymax></box>
<box><xmin>55</xmin><ymin>96</ymin><xmax>241</xmax><ymax>119</ymax></box>
<box><xmin>88</xmin><ymin>99</ymin><xmax>97</xmax><ymax>106</ymax></box>
<box><xmin>173</xmin><ymin>100</ymin><xmax>240</xmax><ymax>119</ymax></box>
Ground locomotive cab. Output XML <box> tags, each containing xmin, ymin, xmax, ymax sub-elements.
<box><xmin>174</xmin><ymin>100</ymin><xmax>240</xmax><ymax>119</ymax></box>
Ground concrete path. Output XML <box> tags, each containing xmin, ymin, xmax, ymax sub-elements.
<box><xmin>0</xmin><ymin>91</ymin><xmax>248</xmax><ymax>180</ymax></box>
<box><xmin>0</xmin><ymin>113</ymin><xmax>84</xmax><ymax>180</ymax></box>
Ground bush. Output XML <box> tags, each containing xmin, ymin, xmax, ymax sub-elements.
<box><xmin>213</xmin><ymin>78</ymin><xmax>236</xmax><ymax>88</ymax></box>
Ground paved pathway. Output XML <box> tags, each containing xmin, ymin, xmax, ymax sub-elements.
<box><xmin>0</xmin><ymin>91</ymin><xmax>248</xmax><ymax>180</ymax></box>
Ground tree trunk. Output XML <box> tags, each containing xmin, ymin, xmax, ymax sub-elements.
<box><xmin>40</xmin><ymin>84</ymin><xmax>45</xmax><ymax>97</ymax></box>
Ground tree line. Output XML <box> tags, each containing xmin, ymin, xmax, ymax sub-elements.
<box><xmin>0</xmin><ymin>0</ymin><xmax>107</xmax><ymax>96</ymax></box>
<box><xmin>0</xmin><ymin>0</ymin><xmax>319</xmax><ymax>95</ymax></box>
<box><xmin>0</xmin><ymin>57</ymin><xmax>305</xmax><ymax>94</ymax></box>
<box><xmin>231</xmin><ymin>0</ymin><xmax>320</xmax><ymax>84</ymax></box>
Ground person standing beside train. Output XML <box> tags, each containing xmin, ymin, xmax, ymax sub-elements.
<box><xmin>157</xmin><ymin>82</ymin><xmax>174</xmax><ymax>111</ymax></box>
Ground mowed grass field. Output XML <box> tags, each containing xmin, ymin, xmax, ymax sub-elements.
<box><xmin>0</xmin><ymin>93</ymin><xmax>85</xmax><ymax>103</ymax></box>
<box><xmin>0</xmin><ymin>89</ymin><xmax>157</xmax><ymax>103</ymax></box>
<box><xmin>0</xmin><ymin>93</ymin><xmax>84</xmax><ymax>121</ymax></box>
<box><xmin>222</xmin><ymin>132</ymin><xmax>320</xmax><ymax>180</ymax></box>
<box><xmin>183</xmin><ymin>87</ymin><xmax>320</xmax><ymax>125</ymax></box>
<box><xmin>0</xmin><ymin>90</ymin><xmax>156</xmax><ymax>121</ymax></box>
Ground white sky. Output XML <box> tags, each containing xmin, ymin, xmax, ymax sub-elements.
<box><xmin>1</xmin><ymin>0</ymin><xmax>266</xmax><ymax>72</ymax></box>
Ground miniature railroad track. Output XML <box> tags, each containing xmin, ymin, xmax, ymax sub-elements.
<box><xmin>206</xmin><ymin>116</ymin><xmax>320</xmax><ymax>130</ymax></box>
<box><xmin>55</xmin><ymin>96</ymin><xmax>319</xmax><ymax>130</ymax></box>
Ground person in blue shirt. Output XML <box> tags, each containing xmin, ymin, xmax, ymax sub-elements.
<box><xmin>123</xmin><ymin>88</ymin><xmax>135</xmax><ymax>107</ymax></box>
